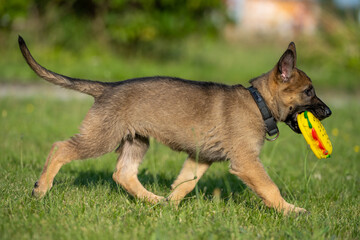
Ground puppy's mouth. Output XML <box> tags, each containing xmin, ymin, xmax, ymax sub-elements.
<box><xmin>285</xmin><ymin>112</ymin><xmax>301</xmax><ymax>134</ymax></box>
<box><xmin>285</xmin><ymin>105</ymin><xmax>314</xmax><ymax>134</ymax></box>
<box><xmin>285</xmin><ymin>103</ymin><xmax>332</xmax><ymax>134</ymax></box>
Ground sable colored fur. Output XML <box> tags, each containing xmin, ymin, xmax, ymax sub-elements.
<box><xmin>19</xmin><ymin>36</ymin><xmax>331</xmax><ymax>214</ymax></box>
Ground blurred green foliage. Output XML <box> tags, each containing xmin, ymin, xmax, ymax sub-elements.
<box><xmin>0</xmin><ymin>0</ymin><xmax>225</xmax><ymax>49</ymax></box>
<box><xmin>0</xmin><ymin>0</ymin><xmax>359</xmax><ymax>91</ymax></box>
<box><xmin>300</xmin><ymin>9</ymin><xmax>360</xmax><ymax>88</ymax></box>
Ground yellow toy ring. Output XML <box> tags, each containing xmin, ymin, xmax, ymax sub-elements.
<box><xmin>297</xmin><ymin>111</ymin><xmax>332</xmax><ymax>159</ymax></box>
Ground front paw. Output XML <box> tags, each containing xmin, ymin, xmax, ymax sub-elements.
<box><xmin>283</xmin><ymin>203</ymin><xmax>308</xmax><ymax>215</ymax></box>
<box><xmin>293</xmin><ymin>206</ymin><xmax>308</xmax><ymax>214</ymax></box>
<box><xmin>31</xmin><ymin>181</ymin><xmax>50</xmax><ymax>199</ymax></box>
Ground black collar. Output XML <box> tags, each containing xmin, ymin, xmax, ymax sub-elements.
<box><xmin>248</xmin><ymin>86</ymin><xmax>279</xmax><ymax>140</ymax></box>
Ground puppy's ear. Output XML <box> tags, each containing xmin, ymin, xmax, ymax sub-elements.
<box><xmin>287</xmin><ymin>42</ymin><xmax>297</xmax><ymax>65</ymax></box>
<box><xmin>277</xmin><ymin>42</ymin><xmax>297</xmax><ymax>82</ymax></box>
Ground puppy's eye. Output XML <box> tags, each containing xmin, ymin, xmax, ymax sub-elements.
<box><xmin>304</xmin><ymin>87</ymin><xmax>314</xmax><ymax>97</ymax></box>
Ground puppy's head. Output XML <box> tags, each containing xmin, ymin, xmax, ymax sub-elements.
<box><xmin>271</xmin><ymin>42</ymin><xmax>332</xmax><ymax>133</ymax></box>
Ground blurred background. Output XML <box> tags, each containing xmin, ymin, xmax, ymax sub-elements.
<box><xmin>0</xmin><ymin>0</ymin><xmax>359</xmax><ymax>92</ymax></box>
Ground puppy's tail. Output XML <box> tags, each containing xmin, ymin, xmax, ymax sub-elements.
<box><xmin>18</xmin><ymin>36</ymin><xmax>110</xmax><ymax>98</ymax></box>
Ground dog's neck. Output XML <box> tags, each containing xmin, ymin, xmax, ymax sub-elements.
<box><xmin>249</xmin><ymin>72</ymin><xmax>282</xmax><ymax>122</ymax></box>
<box><xmin>247</xmin><ymin>85</ymin><xmax>279</xmax><ymax>138</ymax></box>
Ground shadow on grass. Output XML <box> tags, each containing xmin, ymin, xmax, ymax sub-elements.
<box><xmin>68</xmin><ymin>168</ymin><xmax>247</xmax><ymax>203</ymax></box>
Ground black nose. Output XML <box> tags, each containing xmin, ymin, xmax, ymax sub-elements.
<box><xmin>324</xmin><ymin>107</ymin><xmax>332</xmax><ymax>117</ymax></box>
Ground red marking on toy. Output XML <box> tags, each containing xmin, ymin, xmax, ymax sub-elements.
<box><xmin>312</xmin><ymin>128</ymin><xmax>326</xmax><ymax>151</ymax></box>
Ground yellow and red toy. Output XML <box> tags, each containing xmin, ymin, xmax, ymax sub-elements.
<box><xmin>297</xmin><ymin>111</ymin><xmax>332</xmax><ymax>159</ymax></box>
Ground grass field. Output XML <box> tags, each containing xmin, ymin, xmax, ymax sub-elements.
<box><xmin>1</xmin><ymin>35</ymin><xmax>359</xmax><ymax>239</ymax></box>
<box><xmin>0</xmin><ymin>89</ymin><xmax>359</xmax><ymax>239</ymax></box>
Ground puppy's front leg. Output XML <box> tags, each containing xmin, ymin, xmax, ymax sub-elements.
<box><xmin>230</xmin><ymin>157</ymin><xmax>306</xmax><ymax>215</ymax></box>
<box><xmin>168</xmin><ymin>157</ymin><xmax>211</xmax><ymax>205</ymax></box>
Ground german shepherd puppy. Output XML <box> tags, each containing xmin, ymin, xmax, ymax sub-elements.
<box><xmin>19</xmin><ymin>36</ymin><xmax>331</xmax><ymax>214</ymax></box>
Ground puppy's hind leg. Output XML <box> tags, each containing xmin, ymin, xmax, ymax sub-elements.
<box><xmin>33</xmin><ymin>109</ymin><xmax>122</xmax><ymax>198</ymax></box>
<box><xmin>32</xmin><ymin>140</ymin><xmax>78</xmax><ymax>198</ymax></box>
<box><xmin>112</xmin><ymin>136</ymin><xmax>164</xmax><ymax>204</ymax></box>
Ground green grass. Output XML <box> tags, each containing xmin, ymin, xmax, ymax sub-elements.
<box><xmin>0</xmin><ymin>93</ymin><xmax>359</xmax><ymax>239</ymax></box>
<box><xmin>1</xmin><ymin>30</ymin><xmax>359</xmax><ymax>239</ymax></box>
